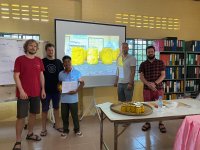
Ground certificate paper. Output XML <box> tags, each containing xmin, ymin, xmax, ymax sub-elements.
<box><xmin>62</xmin><ymin>81</ymin><xmax>78</xmax><ymax>93</ymax></box>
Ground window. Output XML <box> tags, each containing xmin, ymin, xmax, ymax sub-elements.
<box><xmin>126</xmin><ymin>38</ymin><xmax>159</xmax><ymax>80</ymax></box>
<box><xmin>0</xmin><ymin>33</ymin><xmax>40</xmax><ymax>40</ymax></box>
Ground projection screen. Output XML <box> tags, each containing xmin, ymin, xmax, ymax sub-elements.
<box><xmin>55</xmin><ymin>19</ymin><xmax>126</xmax><ymax>87</ymax></box>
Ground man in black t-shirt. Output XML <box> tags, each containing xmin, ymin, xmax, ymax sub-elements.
<box><xmin>40</xmin><ymin>43</ymin><xmax>64</xmax><ymax>136</ymax></box>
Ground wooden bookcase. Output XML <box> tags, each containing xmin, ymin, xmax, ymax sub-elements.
<box><xmin>154</xmin><ymin>38</ymin><xmax>185</xmax><ymax>100</ymax></box>
<box><xmin>185</xmin><ymin>41</ymin><xmax>200</xmax><ymax>98</ymax></box>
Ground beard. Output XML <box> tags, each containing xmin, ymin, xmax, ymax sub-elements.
<box><xmin>147</xmin><ymin>55</ymin><xmax>155</xmax><ymax>60</ymax></box>
<box><xmin>123</xmin><ymin>51</ymin><xmax>128</xmax><ymax>55</ymax></box>
<box><xmin>28</xmin><ymin>50</ymin><xmax>36</xmax><ymax>55</ymax></box>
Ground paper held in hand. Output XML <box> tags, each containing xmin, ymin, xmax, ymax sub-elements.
<box><xmin>62</xmin><ymin>81</ymin><xmax>78</xmax><ymax>93</ymax></box>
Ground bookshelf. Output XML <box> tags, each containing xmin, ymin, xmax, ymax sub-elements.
<box><xmin>126</xmin><ymin>38</ymin><xmax>200</xmax><ymax>100</ymax></box>
<box><xmin>154</xmin><ymin>38</ymin><xmax>185</xmax><ymax>100</ymax></box>
<box><xmin>185</xmin><ymin>41</ymin><xmax>200</xmax><ymax>98</ymax></box>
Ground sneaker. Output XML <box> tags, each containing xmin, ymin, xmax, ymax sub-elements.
<box><xmin>75</xmin><ymin>131</ymin><xmax>83</xmax><ymax>137</ymax></box>
<box><xmin>61</xmin><ymin>133</ymin><xmax>68</xmax><ymax>139</ymax></box>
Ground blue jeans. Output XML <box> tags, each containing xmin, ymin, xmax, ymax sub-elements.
<box><xmin>117</xmin><ymin>83</ymin><xmax>134</xmax><ymax>102</ymax></box>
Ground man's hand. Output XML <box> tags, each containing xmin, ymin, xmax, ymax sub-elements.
<box><xmin>19</xmin><ymin>90</ymin><xmax>28</xmax><ymax>100</ymax></box>
<box><xmin>79</xmin><ymin>80</ymin><xmax>85</xmax><ymax>87</ymax></box>
<box><xmin>127</xmin><ymin>83</ymin><xmax>133</xmax><ymax>90</ymax></box>
<box><xmin>114</xmin><ymin>81</ymin><xmax>118</xmax><ymax>87</ymax></box>
<box><xmin>41</xmin><ymin>88</ymin><xmax>46</xmax><ymax>99</ymax></box>
<box><xmin>57</xmin><ymin>83</ymin><xmax>62</xmax><ymax>93</ymax></box>
<box><xmin>67</xmin><ymin>90</ymin><xmax>77</xmax><ymax>95</ymax></box>
<box><xmin>147</xmin><ymin>82</ymin><xmax>157</xmax><ymax>91</ymax></box>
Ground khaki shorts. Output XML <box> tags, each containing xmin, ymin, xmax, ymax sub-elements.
<box><xmin>17</xmin><ymin>97</ymin><xmax>40</xmax><ymax>118</ymax></box>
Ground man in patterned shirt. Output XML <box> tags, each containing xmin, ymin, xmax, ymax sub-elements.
<box><xmin>139</xmin><ymin>45</ymin><xmax>166</xmax><ymax>133</ymax></box>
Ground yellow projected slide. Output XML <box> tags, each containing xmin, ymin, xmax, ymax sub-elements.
<box><xmin>71</xmin><ymin>47</ymin><xmax>85</xmax><ymax>65</ymax></box>
<box><xmin>101</xmin><ymin>48</ymin><xmax>113</xmax><ymax>64</ymax></box>
<box><xmin>87</xmin><ymin>48</ymin><xmax>98</xmax><ymax>65</ymax></box>
<box><xmin>112</xmin><ymin>48</ymin><xmax>120</xmax><ymax>61</ymax></box>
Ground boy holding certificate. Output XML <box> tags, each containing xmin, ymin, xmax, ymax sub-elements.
<box><xmin>58</xmin><ymin>55</ymin><xmax>84</xmax><ymax>138</ymax></box>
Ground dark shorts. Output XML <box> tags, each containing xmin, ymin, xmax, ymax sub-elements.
<box><xmin>143</xmin><ymin>89</ymin><xmax>164</xmax><ymax>101</ymax></box>
<box><xmin>118</xmin><ymin>83</ymin><xmax>134</xmax><ymax>102</ymax></box>
<box><xmin>17</xmin><ymin>97</ymin><xmax>40</xmax><ymax>119</ymax></box>
<box><xmin>41</xmin><ymin>93</ymin><xmax>60</xmax><ymax>112</ymax></box>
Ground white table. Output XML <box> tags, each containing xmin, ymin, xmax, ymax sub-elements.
<box><xmin>97</xmin><ymin>99</ymin><xmax>200</xmax><ymax>150</ymax></box>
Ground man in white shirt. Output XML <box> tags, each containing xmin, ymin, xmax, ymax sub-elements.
<box><xmin>114</xmin><ymin>42</ymin><xmax>136</xmax><ymax>102</ymax></box>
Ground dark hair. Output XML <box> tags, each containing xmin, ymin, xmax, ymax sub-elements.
<box><xmin>146</xmin><ymin>45</ymin><xmax>155</xmax><ymax>53</ymax></box>
<box><xmin>121</xmin><ymin>42</ymin><xmax>128</xmax><ymax>46</ymax></box>
<box><xmin>62</xmin><ymin>55</ymin><xmax>71</xmax><ymax>62</ymax></box>
<box><xmin>45</xmin><ymin>43</ymin><xmax>55</xmax><ymax>51</ymax></box>
<box><xmin>23</xmin><ymin>39</ymin><xmax>38</xmax><ymax>53</ymax></box>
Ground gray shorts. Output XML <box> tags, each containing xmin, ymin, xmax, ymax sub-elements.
<box><xmin>118</xmin><ymin>83</ymin><xmax>134</xmax><ymax>102</ymax></box>
<box><xmin>17</xmin><ymin>97</ymin><xmax>40</xmax><ymax>118</ymax></box>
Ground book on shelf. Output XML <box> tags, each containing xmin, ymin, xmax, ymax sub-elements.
<box><xmin>185</xmin><ymin>80</ymin><xmax>199</xmax><ymax>92</ymax></box>
<box><xmin>164</xmin><ymin>39</ymin><xmax>177</xmax><ymax>51</ymax></box>
<box><xmin>172</xmin><ymin>94</ymin><xmax>178</xmax><ymax>100</ymax></box>
<box><xmin>187</xmin><ymin>54</ymin><xmax>195</xmax><ymax>65</ymax></box>
<box><xmin>164</xmin><ymin>93</ymin><xmax>183</xmax><ymax>100</ymax></box>
<box><xmin>187</xmin><ymin>67</ymin><xmax>199</xmax><ymax>78</ymax></box>
<box><xmin>160</xmin><ymin>54</ymin><xmax>170</xmax><ymax>66</ymax></box>
<box><xmin>186</xmin><ymin>41</ymin><xmax>200</xmax><ymax>52</ymax></box>
<box><xmin>161</xmin><ymin>37</ymin><xmax>185</xmax><ymax>51</ymax></box>
<box><xmin>177</xmin><ymin>40</ymin><xmax>185</xmax><ymax>51</ymax></box>
<box><xmin>163</xmin><ymin>81</ymin><xmax>183</xmax><ymax>93</ymax></box>
<box><xmin>165</xmin><ymin>67</ymin><xmax>184</xmax><ymax>79</ymax></box>
<box><xmin>180</xmin><ymin>81</ymin><xmax>184</xmax><ymax>92</ymax></box>
<box><xmin>161</xmin><ymin>54</ymin><xmax>184</xmax><ymax>66</ymax></box>
<box><xmin>153</xmin><ymin>40</ymin><xmax>164</xmax><ymax>51</ymax></box>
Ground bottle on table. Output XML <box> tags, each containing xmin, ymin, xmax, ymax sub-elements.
<box><xmin>157</xmin><ymin>96</ymin><xmax>163</xmax><ymax>112</ymax></box>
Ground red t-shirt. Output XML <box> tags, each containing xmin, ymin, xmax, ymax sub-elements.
<box><xmin>14</xmin><ymin>55</ymin><xmax>44</xmax><ymax>97</ymax></box>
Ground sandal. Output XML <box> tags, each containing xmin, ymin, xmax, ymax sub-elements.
<box><xmin>142</xmin><ymin>122</ymin><xmax>151</xmax><ymax>131</ymax></box>
<box><xmin>26</xmin><ymin>133</ymin><xmax>41</xmax><ymax>141</ymax></box>
<box><xmin>40</xmin><ymin>130</ymin><xmax>47</xmax><ymax>136</ymax></box>
<box><xmin>24</xmin><ymin>124</ymin><xmax>28</xmax><ymax>130</ymax></box>
<box><xmin>53</xmin><ymin>123</ymin><xmax>63</xmax><ymax>133</ymax></box>
<box><xmin>12</xmin><ymin>142</ymin><xmax>21</xmax><ymax>150</ymax></box>
<box><xmin>159</xmin><ymin>123</ymin><xmax>167</xmax><ymax>133</ymax></box>
<box><xmin>55</xmin><ymin>128</ymin><xmax>63</xmax><ymax>133</ymax></box>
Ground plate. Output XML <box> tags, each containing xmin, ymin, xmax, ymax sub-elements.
<box><xmin>165</xmin><ymin>101</ymin><xmax>178</xmax><ymax>108</ymax></box>
<box><xmin>110</xmin><ymin>103</ymin><xmax>153</xmax><ymax>116</ymax></box>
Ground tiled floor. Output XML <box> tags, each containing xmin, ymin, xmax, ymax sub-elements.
<box><xmin>0</xmin><ymin>116</ymin><xmax>183</xmax><ymax>150</ymax></box>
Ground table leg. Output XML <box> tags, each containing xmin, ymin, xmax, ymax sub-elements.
<box><xmin>114</xmin><ymin>122</ymin><xmax>118</xmax><ymax>150</ymax></box>
<box><xmin>100</xmin><ymin>110</ymin><xmax>103</xmax><ymax>150</ymax></box>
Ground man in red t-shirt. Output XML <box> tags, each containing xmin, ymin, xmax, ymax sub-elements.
<box><xmin>12</xmin><ymin>39</ymin><xmax>46</xmax><ymax>150</ymax></box>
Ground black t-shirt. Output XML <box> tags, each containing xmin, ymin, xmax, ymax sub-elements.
<box><xmin>42</xmin><ymin>58</ymin><xmax>64</xmax><ymax>93</ymax></box>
